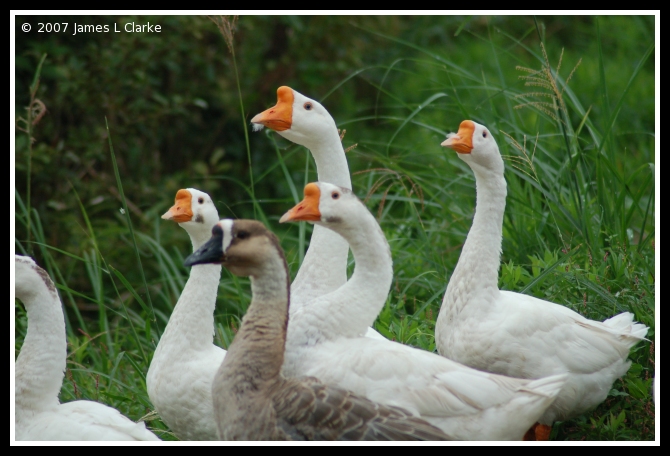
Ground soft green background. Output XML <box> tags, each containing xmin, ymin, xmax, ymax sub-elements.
<box><xmin>14</xmin><ymin>15</ymin><xmax>656</xmax><ymax>441</ymax></box>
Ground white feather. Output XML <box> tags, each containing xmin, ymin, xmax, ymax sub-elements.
<box><xmin>281</xmin><ymin>182</ymin><xmax>566</xmax><ymax>441</ymax></box>
<box><xmin>14</xmin><ymin>255</ymin><xmax>160</xmax><ymax>441</ymax></box>
<box><xmin>146</xmin><ymin>188</ymin><xmax>224</xmax><ymax>440</ymax></box>
<box><xmin>436</xmin><ymin>120</ymin><xmax>649</xmax><ymax>426</ymax></box>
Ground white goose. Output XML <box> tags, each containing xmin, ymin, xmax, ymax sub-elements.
<box><xmin>14</xmin><ymin>255</ymin><xmax>160</xmax><ymax>441</ymax></box>
<box><xmin>251</xmin><ymin>86</ymin><xmax>384</xmax><ymax>340</ymax></box>
<box><xmin>277</xmin><ymin>182</ymin><xmax>567</xmax><ymax>441</ymax></box>
<box><xmin>183</xmin><ymin>219</ymin><xmax>451</xmax><ymax>441</ymax></box>
<box><xmin>436</xmin><ymin>120</ymin><xmax>649</xmax><ymax>440</ymax></box>
<box><xmin>146</xmin><ymin>188</ymin><xmax>224</xmax><ymax>440</ymax></box>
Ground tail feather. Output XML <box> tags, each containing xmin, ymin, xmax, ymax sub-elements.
<box><xmin>603</xmin><ymin>312</ymin><xmax>649</xmax><ymax>340</ymax></box>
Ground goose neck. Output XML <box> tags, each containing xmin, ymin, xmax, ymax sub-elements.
<box><xmin>309</xmin><ymin>132</ymin><xmax>352</xmax><ymax>189</ymax></box>
<box><xmin>311</xmin><ymin>209</ymin><xmax>393</xmax><ymax>338</ymax></box>
<box><xmin>154</xmin><ymin>263</ymin><xmax>221</xmax><ymax>353</ymax></box>
<box><xmin>345</xmin><ymin>214</ymin><xmax>393</xmax><ymax>283</ymax></box>
<box><xmin>449</xmin><ymin>166</ymin><xmax>507</xmax><ymax>301</ymax></box>
<box><xmin>223</xmin><ymin>257</ymin><xmax>289</xmax><ymax>388</ymax></box>
<box><xmin>290</xmin><ymin>130</ymin><xmax>352</xmax><ymax>308</ymax></box>
<box><xmin>289</xmin><ymin>224</ymin><xmax>349</xmax><ymax>311</ymax></box>
<box><xmin>189</xmin><ymin>228</ymin><xmax>217</xmax><ymax>252</ymax></box>
<box><xmin>15</xmin><ymin>278</ymin><xmax>67</xmax><ymax>414</ymax></box>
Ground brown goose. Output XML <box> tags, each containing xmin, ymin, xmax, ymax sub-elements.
<box><xmin>184</xmin><ymin>219</ymin><xmax>451</xmax><ymax>441</ymax></box>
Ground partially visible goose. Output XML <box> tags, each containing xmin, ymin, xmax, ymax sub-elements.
<box><xmin>14</xmin><ymin>255</ymin><xmax>160</xmax><ymax>441</ymax></box>
<box><xmin>183</xmin><ymin>219</ymin><xmax>451</xmax><ymax>441</ymax></box>
<box><xmin>436</xmin><ymin>120</ymin><xmax>649</xmax><ymax>440</ymax></box>
<box><xmin>146</xmin><ymin>188</ymin><xmax>224</xmax><ymax>440</ymax></box>
<box><xmin>276</xmin><ymin>182</ymin><xmax>567</xmax><ymax>441</ymax></box>
<box><xmin>251</xmin><ymin>86</ymin><xmax>384</xmax><ymax>340</ymax></box>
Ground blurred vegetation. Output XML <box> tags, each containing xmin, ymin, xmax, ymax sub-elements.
<box><xmin>14</xmin><ymin>15</ymin><xmax>655</xmax><ymax>441</ymax></box>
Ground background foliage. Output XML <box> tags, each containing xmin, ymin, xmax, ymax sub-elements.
<box><xmin>14</xmin><ymin>14</ymin><xmax>656</xmax><ymax>441</ymax></box>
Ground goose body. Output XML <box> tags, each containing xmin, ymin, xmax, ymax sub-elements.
<box><xmin>436</xmin><ymin>120</ymin><xmax>649</xmax><ymax>438</ymax></box>
<box><xmin>276</xmin><ymin>182</ymin><xmax>567</xmax><ymax>441</ymax></box>
<box><xmin>14</xmin><ymin>255</ymin><xmax>160</xmax><ymax>441</ymax></box>
<box><xmin>146</xmin><ymin>188</ymin><xmax>224</xmax><ymax>440</ymax></box>
<box><xmin>252</xmin><ymin>86</ymin><xmax>384</xmax><ymax>340</ymax></box>
<box><xmin>184</xmin><ymin>219</ymin><xmax>451</xmax><ymax>441</ymax></box>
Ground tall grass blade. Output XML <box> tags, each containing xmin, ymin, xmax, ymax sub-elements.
<box><xmin>596</xmin><ymin>42</ymin><xmax>654</xmax><ymax>158</ymax></box>
<box><xmin>386</xmin><ymin>93</ymin><xmax>447</xmax><ymax>155</ymax></box>
<box><xmin>519</xmin><ymin>246</ymin><xmax>580</xmax><ymax>294</ymax></box>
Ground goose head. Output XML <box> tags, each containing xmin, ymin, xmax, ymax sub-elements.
<box><xmin>278</xmin><ymin>182</ymin><xmax>356</xmax><ymax>229</ymax></box>
<box><xmin>184</xmin><ymin>219</ymin><xmax>284</xmax><ymax>279</ymax></box>
<box><xmin>15</xmin><ymin>255</ymin><xmax>56</xmax><ymax>304</ymax></box>
<box><xmin>162</xmin><ymin>188</ymin><xmax>220</xmax><ymax>248</ymax></box>
<box><xmin>251</xmin><ymin>86</ymin><xmax>338</xmax><ymax>150</ymax></box>
<box><xmin>441</xmin><ymin>120</ymin><xmax>504</xmax><ymax>175</ymax></box>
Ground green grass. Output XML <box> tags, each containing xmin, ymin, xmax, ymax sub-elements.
<box><xmin>14</xmin><ymin>15</ymin><xmax>656</xmax><ymax>441</ymax></box>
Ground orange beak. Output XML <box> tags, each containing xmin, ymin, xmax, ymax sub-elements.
<box><xmin>441</xmin><ymin>120</ymin><xmax>475</xmax><ymax>154</ymax></box>
<box><xmin>250</xmin><ymin>86</ymin><xmax>294</xmax><ymax>132</ymax></box>
<box><xmin>279</xmin><ymin>183</ymin><xmax>322</xmax><ymax>223</ymax></box>
<box><xmin>162</xmin><ymin>189</ymin><xmax>193</xmax><ymax>223</ymax></box>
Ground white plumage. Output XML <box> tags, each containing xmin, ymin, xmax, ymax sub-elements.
<box><xmin>252</xmin><ymin>86</ymin><xmax>384</xmax><ymax>340</ymax></box>
<box><xmin>146</xmin><ymin>188</ymin><xmax>224</xmax><ymax>440</ymax></box>
<box><xmin>436</xmin><ymin>120</ymin><xmax>649</xmax><ymax>437</ymax></box>
<box><xmin>184</xmin><ymin>219</ymin><xmax>452</xmax><ymax>441</ymax></box>
<box><xmin>278</xmin><ymin>182</ymin><xmax>567</xmax><ymax>440</ymax></box>
<box><xmin>14</xmin><ymin>255</ymin><xmax>160</xmax><ymax>441</ymax></box>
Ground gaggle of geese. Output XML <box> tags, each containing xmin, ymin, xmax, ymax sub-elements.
<box><xmin>14</xmin><ymin>86</ymin><xmax>649</xmax><ymax>442</ymax></box>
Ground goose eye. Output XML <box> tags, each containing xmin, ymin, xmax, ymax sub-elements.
<box><xmin>304</xmin><ymin>102</ymin><xmax>313</xmax><ymax>111</ymax></box>
<box><xmin>332</xmin><ymin>192</ymin><xmax>340</xmax><ymax>200</ymax></box>
<box><xmin>236</xmin><ymin>231</ymin><xmax>248</xmax><ymax>240</ymax></box>
<box><xmin>483</xmin><ymin>131</ymin><xmax>488</xmax><ymax>138</ymax></box>
<box><xmin>198</xmin><ymin>197</ymin><xmax>204</xmax><ymax>204</ymax></box>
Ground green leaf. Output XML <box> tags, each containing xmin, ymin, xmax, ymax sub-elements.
<box><xmin>626</xmin><ymin>377</ymin><xmax>649</xmax><ymax>400</ymax></box>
